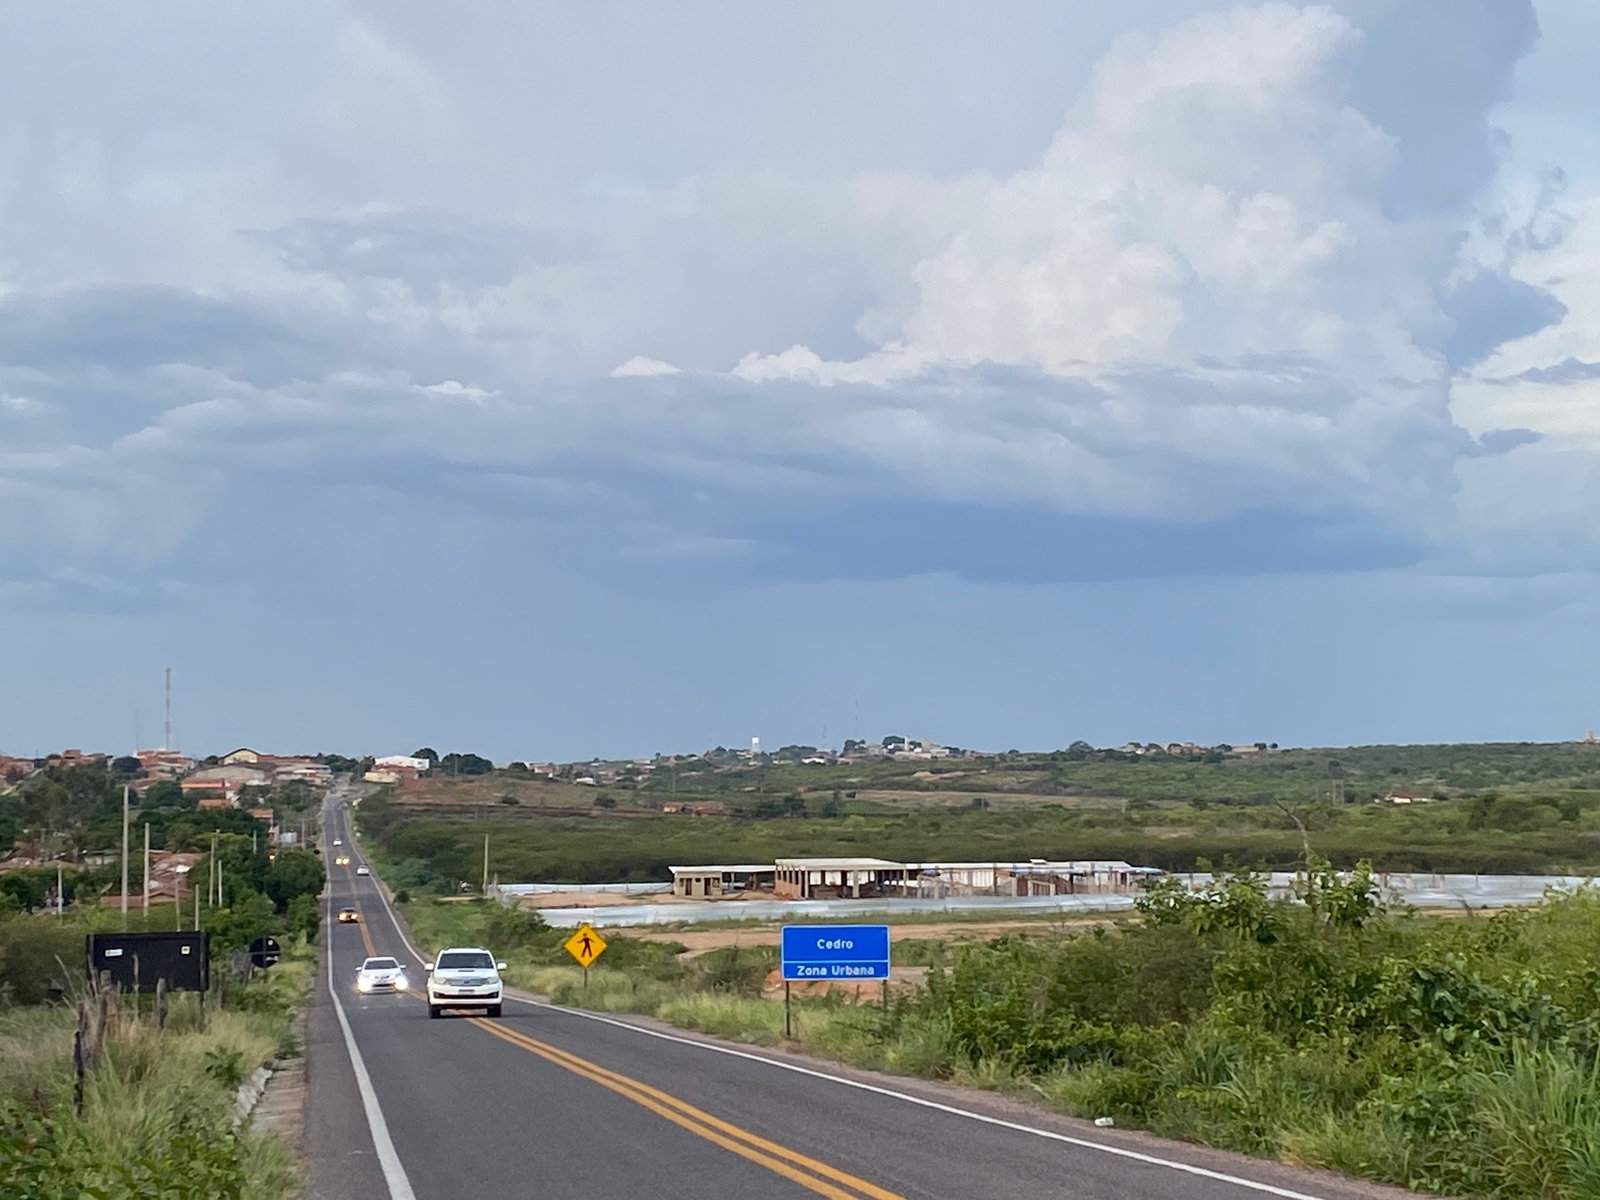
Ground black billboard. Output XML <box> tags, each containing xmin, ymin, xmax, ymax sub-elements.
<box><xmin>86</xmin><ymin>932</ymin><xmax>209</xmax><ymax>994</ymax></box>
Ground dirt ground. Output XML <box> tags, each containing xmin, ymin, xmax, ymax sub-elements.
<box><xmin>855</xmin><ymin>789</ymin><xmax>1099</xmax><ymax>808</ymax></box>
<box><xmin>630</xmin><ymin>916</ymin><xmax>1110</xmax><ymax>957</ymax></box>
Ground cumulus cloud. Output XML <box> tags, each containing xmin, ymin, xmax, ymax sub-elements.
<box><xmin>725</xmin><ymin>3</ymin><xmax>1504</xmax><ymax>549</ymax></box>
<box><xmin>0</xmin><ymin>0</ymin><xmax>1577</xmax><ymax>605</ymax></box>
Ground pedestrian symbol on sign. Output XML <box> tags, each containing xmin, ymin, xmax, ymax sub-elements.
<box><xmin>563</xmin><ymin>923</ymin><xmax>607</xmax><ymax>967</ymax></box>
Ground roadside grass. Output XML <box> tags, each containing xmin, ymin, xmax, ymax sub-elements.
<box><xmin>0</xmin><ymin>928</ymin><xmax>315</xmax><ymax>1200</ymax></box>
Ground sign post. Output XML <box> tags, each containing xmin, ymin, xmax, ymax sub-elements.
<box><xmin>780</xmin><ymin>924</ymin><xmax>890</xmax><ymax>1032</ymax></box>
<box><xmin>563</xmin><ymin>923</ymin><xmax>607</xmax><ymax>990</ymax></box>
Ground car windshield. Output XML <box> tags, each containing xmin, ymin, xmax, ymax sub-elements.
<box><xmin>363</xmin><ymin>958</ymin><xmax>398</xmax><ymax>971</ymax></box>
<box><xmin>437</xmin><ymin>951</ymin><xmax>494</xmax><ymax>970</ymax></box>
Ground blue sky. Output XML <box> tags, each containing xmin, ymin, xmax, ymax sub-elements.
<box><xmin>5</xmin><ymin>1</ymin><xmax>1600</xmax><ymax>761</ymax></box>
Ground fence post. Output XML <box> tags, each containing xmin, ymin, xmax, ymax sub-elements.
<box><xmin>95</xmin><ymin>972</ymin><xmax>111</xmax><ymax>1064</ymax></box>
<box><xmin>72</xmin><ymin>1001</ymin><xmax>88</xmax><ymax>1118</ymax></box>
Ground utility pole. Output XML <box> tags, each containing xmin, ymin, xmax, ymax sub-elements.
<box><xmin>163</xmin><ymin>666</ymin><xmax>172</xmax><ymax>751</ymax></box>
<box><xmin>120</xmin><ymin>785</ymin><xmax>130</xmax><ymax>928</ymax></box>
<box><xmin>56</xmin><ymin>864</ymin><xmax>63</xmax><ymax>917</ymax></box>
<box><xmin>143</xmin><ymin>822</ymin><xmax>150</xmax><ymax>921</ymax></box>
<box><xmin>482</xmin><ymin>834</ymin><xmax>490</xmax><ymax>896</ymax></box>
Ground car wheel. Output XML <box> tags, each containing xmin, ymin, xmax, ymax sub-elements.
<box><xmin>428</xmin><ymin>1005</ymin><xmax>440</xmax><ymax>1019</ymax></box>
<box><xmin>487</xmin><ymin>1004</ymin><xmax>502</xmax><ymax>1018</ymax></box>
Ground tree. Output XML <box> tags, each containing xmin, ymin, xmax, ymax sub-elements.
<box><xmin>264</xmin><ymin>849</ymin><xmax>326</xmax><ymax>913</ymax></box>
<box><xmin>286</xmin><ymin>893</ymin><xmax>320</xmax><ymax>942</ymax></box>
<box><xmin>438</xmin><ymin>752</ymin><xmax>492</xmax><ymax>776</ymax></box>
<box><xmin>207</xmin><ymin>890</ymin><xmax>277</xmax><ymax>952</ymax></box>
<box><xmin>141</xmin><ymin>779</ymin><xmax>186</xmax><ymax>808</ymax></box>
<box><xmin>413</xmin><ymin>748</ymin><xmax>440</xmax><ymax>765</ymax></box>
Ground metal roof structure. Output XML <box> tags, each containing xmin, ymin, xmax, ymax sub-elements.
<box><xmin>774</xmin><ymin>857</ymin><xmax>907</xmax><ymax>870</ymax></box>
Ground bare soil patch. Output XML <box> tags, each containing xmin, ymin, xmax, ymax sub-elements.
<box><xmin>856</xmin><ymin>789</ymin><xmax>1089</xmax><ymax>809</ymax></box>
<box><xmin>630</xmin><ymin>917</ymin><xmax>1109</xmax><ymax>957</ymax></box>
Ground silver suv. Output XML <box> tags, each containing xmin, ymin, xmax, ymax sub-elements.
<box><xmin>426</xmin><ymin>947</ymin><xmax>506</xmax><ymax>1018</ymax></box>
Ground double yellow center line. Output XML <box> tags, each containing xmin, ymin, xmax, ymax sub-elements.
<box><xmin>334</xmin><ymin>855</ymin><xmax>902</xmax><ymax>1200</ymax></box>
<box><xmin>473</xmin><ymin>1018</ymin><xmax>904</xmax><ymax>1200</ymax></box>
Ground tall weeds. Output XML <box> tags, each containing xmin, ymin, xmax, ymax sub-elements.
<box><xmin>0</xmin><ymin>937</ymin><xmax>312</xmax><ymax>1200</ymax></box>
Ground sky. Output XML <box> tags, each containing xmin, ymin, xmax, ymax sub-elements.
<box><xmin>6</xmin><ymin>1</ymin><xmax>1600</xmax><ymax>761</ymax></box>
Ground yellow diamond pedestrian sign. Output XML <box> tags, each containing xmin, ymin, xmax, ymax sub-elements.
<box><xmin>564</xmin><ymin>923</ymin><xmax>607</xmax><ymax>967</ymax></box>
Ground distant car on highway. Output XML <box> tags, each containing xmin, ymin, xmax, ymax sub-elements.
<box><xmin>356</xmin><ymin>956</ymin><xmax>408</xmax><ymax>994</ymax></box>
<box><xmin>426</xmin><ymin>947</ymin><xmax>506</xmax><ymax>1019</ymax></box>
<box><xmin>335</xmin><ymin>855</ymin><xmax>350</xmax><ymax>865</ymax></box>
<box><xmin>337</xmin><ymin>908</ymin><xmax>360</xmax><ymax>924</ymax></box>
<box><xmin>356</xmin><ymin>865</ymin><xmax>370</xmax><ymax>876</ymax></box>
<box><xmin>333</xmin><ymin>838</ymin><xmax>342</xmax><ymax>845</ymax></box>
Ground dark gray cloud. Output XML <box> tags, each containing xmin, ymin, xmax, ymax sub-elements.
<box><xmin>1494</xmin><ymin>357</ymin><xmax>1600</xmax><ymax>386</ymax></box>
<box><xmin>1473</xmin><ymin>428</ymin><xmax>1542</xmax><ymax>454</ymax></box>
<box><xmin>1341</xmin><ymin>0</ymin><xmax>1539</xmax><ymax>216</ymax></box>
<box><xmin>1439</xmin><ymin>271</ymin><xmax>1567</xmax><ymax>370</ymax></box>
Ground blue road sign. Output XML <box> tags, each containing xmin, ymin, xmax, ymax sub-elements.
<box><xmin>780</xmin><ymin>924</ymin><xmax>890</xmax><ymax>981</ymax></box>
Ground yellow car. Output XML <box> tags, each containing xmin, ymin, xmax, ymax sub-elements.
<box><xmin>336</xmin><ymin>855</ymin><xmax>350</xmax><ymax>866</ymax></box>
<box><xmin>337</xmin><ymin>908</ymin><xmax>360</xmax><ymax>924</ymax></box>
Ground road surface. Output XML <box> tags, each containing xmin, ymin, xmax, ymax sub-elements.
<box><xmin>303</xmin><ymin>791</ymin><xmax>1405</xmax><ymax>1200</ymax></box>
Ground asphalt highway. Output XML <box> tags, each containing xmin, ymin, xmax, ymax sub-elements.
<box><xmin>304</xmin><ymin>792</ymin><xmax>1406</xmax><ymax>1200</ymax></box>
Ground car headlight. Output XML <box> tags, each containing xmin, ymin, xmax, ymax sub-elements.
<box><xmin>394</xmin><ymin>976</ymin><xmax>407</xmax><ymax>990</ymax></box>
<box><xmin>357</xmin><ymin>977</ymin><xmax>371</xmax><ymax>992</ymax></box>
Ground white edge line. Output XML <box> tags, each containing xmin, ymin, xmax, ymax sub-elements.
<box><xmin>325</xmin><ymin>822</ymin><xmax>418</xmax><ymax>1200</ymax></box>
<box><xmin>344</xmin><ymin>799</ymin><xmax>1329</xmax><ymax>1200</ymax></box>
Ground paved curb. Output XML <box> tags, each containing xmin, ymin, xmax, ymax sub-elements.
<box><xmin>234</xmin><ymin>1065</ymin><xmax>273</xmax><ymax>1125</ymax></box>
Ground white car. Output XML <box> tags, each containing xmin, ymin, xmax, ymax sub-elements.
<box><xmin>355</xmin><ymin>956</ymin><xmax>408</xmax><ymax>994</ymax></box>
<box><xmin>334</xmin><ymin>838</ymin><xmax>342</xmax><ymax>845</ymax></box>
<box><xmin>356</xmin><ymin>865</ymin><xmax>370</xmax><ymax>876</ymax></box>
<box><xmin>426</xmin><ymin>947</ymin><xmax>506</xmax><ymax>1018</ymax></box>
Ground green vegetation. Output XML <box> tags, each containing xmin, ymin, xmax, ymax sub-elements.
<box><xmin>356</xmin><ymin>741</ymin><xmax>1600</xmax><ymax>885</ymax></box>
<box><xmin>0</xmin><ymin>798</ymin><xmax>324</xmax><ymax>1200</ymax></box>
<box><xmin>401</xmin><ymin>883</ymin><xmax>1600</xmax><ymax>1200</ymax></box>
<box><xmin>0</xmin><ymin>909</ymin><xmax>313</xmax><ymax>1200</ymax></box>
<box><xmin>626</xmin><ymin>739</ymin><xmax>1600</xmax><ymax>806</ymax></box>
<box><xmin>920</xmin><ymin>877</ymin><xmax>1600</xmax><ymax>1199</ymax></box>
<box><xmin>359</xmin><ymin>781</ymin><xmax>1600</xmax><ymax>885</ymax></box>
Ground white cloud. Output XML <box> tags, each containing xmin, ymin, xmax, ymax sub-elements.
<box><xmin>611</xmin><ymin>356</ymin><xmax>680</xmax><ymax>378</ymax></box>
<box><xmin>740</xmin><ymin>5</ymin><xmax>1438</xmax><ymax>387</ymax></box>
<box><xmin>417</xmin><ymin>379</ymin><xmax>499</xmax><ymax>400</ymax></box>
